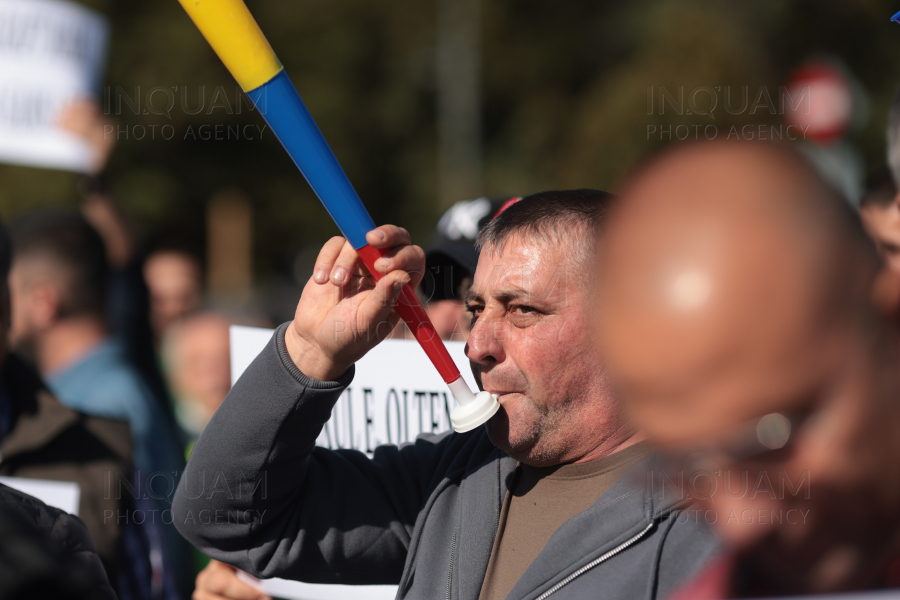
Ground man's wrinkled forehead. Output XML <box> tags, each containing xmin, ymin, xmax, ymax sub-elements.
<box><xmin>468</xmin><ymin>235</ymin><xmax>579</xmax><ymax>306</ymax></box>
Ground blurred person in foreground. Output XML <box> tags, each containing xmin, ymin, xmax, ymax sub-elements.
<box><xmin>8</xmin><ymin>210</ymin><xmax>191</xmax><ymax>598</ymax></box>
<box><xmin>597</xmin><ymin>140</ymin><xmax>900</xmax><ymax>597</ymax></box>
<box><xmin>175</xmin><ymin>190</ymin><xmax>718</xmax><ymax>600</ymax></box>
<box><xmin>0</xmin><ymin>218</ymin><xmax>134</xmax><ymax>597</ymax></box>
<box><xmin>0</xmin><ymin>482</ymin><xmax>116</xmax><ymax>600</ymax></box>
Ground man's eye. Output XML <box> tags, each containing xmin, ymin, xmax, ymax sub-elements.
<box><xmin>465</xmin><ymin>304</ymin><xmax>483</xmax><ymax>316</ymax></box>
<box><xmin>510</xmin><ymin>305</ymin><xmax>537</xmax><ymax>315</ymax></box>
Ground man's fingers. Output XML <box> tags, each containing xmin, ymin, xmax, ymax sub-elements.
<box><xmin>313</xmin><ymin>227</ymin><xmax>415</xmax><ymax>287</ymax></box>
<box><xmin>312</xmin><ymin>237</ymin><xmax>349</xmax><ymax>284</ymax></box>
<box><xmin>194</xmin><ymin>561</ymin><xmax>270</xmax><ymax>600</ymax></box>
<box><xmin>366</xmin><ymin>225</ymin><xmax>411</xmax><ymax>249</ymax></box>
<box><xmin>373</xmin><ymin>245</ymin><xmax>426</xmax><ymax>288</ymax></box>
<box><xmin>330</xmin><ymin>242</ymin><xmax>362</xmax><ymax>286</ymax></box>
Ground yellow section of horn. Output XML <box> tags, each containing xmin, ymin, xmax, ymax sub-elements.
<box><xmin>177</xmin><ymin>0</ymin><xmax>282</xmax><ymax>91</ymax></box>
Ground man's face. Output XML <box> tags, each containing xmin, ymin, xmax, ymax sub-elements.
<box><xmin>861</xmin><ymin>202</ymin><xmax>900</xmax><ymax>273</ymax></box>
<box><xmin>167</xmin><ymin>316</ymin><xmax>232</xmax><ymax>418</ymax></box>
<box><xmin>465</xmin><ymin>234</ymin><xmax>623</xmax><ymax>467</ymax></box>
<box><xmin>143</xmin><ymin>251</ymin><xmax>202</xmax><ymax>338</ymax></box>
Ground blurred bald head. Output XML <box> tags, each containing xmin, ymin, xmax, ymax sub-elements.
<box><xmin>597</xmin><ymin>141</ymin><xmax>900</xmax><ymax>595</ymax></box>
<box><xmin>598</xmin><ymin>141</ymin><xmax>878</xmax><ymax>445</ymax></box>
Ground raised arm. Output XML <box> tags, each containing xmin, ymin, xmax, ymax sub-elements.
<box><xmin>172</xmin><ymin>226</ymin><xmax>452</xmax><ymax>584</ymax></box>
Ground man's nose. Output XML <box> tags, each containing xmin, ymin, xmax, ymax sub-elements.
<box><xmin>465</xmin><ymin>313</ymin><xmax>506</xmax><ymax>368</ymax></box>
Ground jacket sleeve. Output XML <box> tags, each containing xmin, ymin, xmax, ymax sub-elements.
<box><xmin>0</xmin><ymin>483</ymin><xmax>117</xmax><ymax>600</ymax></box>
<box><xmin>172</xmin><ymin>323</ymin><xmax>459</xmax><ymax>585</ymax></box>
<box><xmin>50</xmin><ymin>511</ymin><xmax>119</xmax><ymax>600</ymax></box>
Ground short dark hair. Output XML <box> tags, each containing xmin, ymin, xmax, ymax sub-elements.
<box><xmin>10</xmin><ymin>210</ymin><xmax>108</xmax><ymax>319</ymax></box>
<box><xmin>476</xmin><ymin>189</ymin><xmax>615</xmax><ymax>266</ymax></box>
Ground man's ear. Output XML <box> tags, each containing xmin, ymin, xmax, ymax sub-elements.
<box><xmin>872</xmin><ymin>266</ymin><xmax>900</xmax><ymax>321</ymax></box>
<box><xmin>28</xmin><ymin>279</ymin><xmax>62</xmax><ymax>328</ymax></box>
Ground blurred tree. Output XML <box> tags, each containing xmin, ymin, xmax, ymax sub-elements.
<box><xmin>1</xmin><ymin>0</ymin><xmax>899</xmax><ymax>290</ymax></box>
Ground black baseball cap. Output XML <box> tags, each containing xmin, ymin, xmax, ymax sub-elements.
<box><xmin>422</xmin><ymin>196</ymin><xmax>521</xmax><ymax>302</ymax></box>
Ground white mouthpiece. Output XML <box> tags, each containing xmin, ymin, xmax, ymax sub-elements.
<box><xmin>447</xmin><ymin>377</ymin><xmax>500</xmax><ymax>433</ymax></box>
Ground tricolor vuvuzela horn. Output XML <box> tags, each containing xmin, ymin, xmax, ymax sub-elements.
<box><xmin>176</xmin><ymin>0</ymin><xmax>499</xmax><ymax>432</ymax></box>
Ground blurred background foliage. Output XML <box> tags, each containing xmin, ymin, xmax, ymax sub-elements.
<box><xmin>1</xmin><ymin>0</ymin><xmax>899</xmax><ymax>308</ymax></box>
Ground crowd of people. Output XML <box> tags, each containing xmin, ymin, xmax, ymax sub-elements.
<box><xmin>6</xmin><ymin>37</ymin><xmax>900</xmax><ymax>600</ymax></box>
<box><xmin>0</xmin><ymin>102</ymin><xmax>253</xmax><ymax>599</ymax></box>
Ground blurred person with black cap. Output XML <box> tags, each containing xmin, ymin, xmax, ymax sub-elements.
<box><xmin>422</xmin><ymin>197</ymin><xmax>520</xmax><ymax>341</ymax></box>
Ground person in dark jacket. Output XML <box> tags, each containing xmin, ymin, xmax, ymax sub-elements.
<box><xmin>0</xmin><ymin>216</ymin><xmax>149</xmax><ymax>597</ymax></box>
<box><xmin>176</xmin><ymin>191</ymin><xmax>719</xmax><ymax>600</ymax></box>
<box><xmin>0</xmin><ymin>353</ymin><xmax>142</xmax><ymax>590</ymax></box>
<box><xmin>0</xmin><ymin>482</ymin><xmax>116</xmax><ymax>600</ymax></box>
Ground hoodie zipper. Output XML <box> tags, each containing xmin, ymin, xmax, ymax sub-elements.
<box><xmin>534</xmin><ymin>520</ymin><xmax>655</xmax><ymax>600</ymax></box>
<box><xmin>446</xmin><ymin>482</ymin><xmax>463</xmax><ymax>600</ymax></box>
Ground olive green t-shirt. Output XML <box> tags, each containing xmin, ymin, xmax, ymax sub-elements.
<box><xmin>477</xmin><ymin>443</ymin><xmax>651</xmax><ymax>600</ymax></box>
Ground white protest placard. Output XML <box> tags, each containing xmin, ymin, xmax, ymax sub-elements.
<box><xmin>0</xmin><ymin>476</ymin><xmax>80</xmax><ymax>515</ymax></box>
<box><xmin>0</xmin><ymin>0</ymin><xmax>109</xmax><ymax>172</ymax></box>
<box><xmin>230</xmin><ymin>325</ymin><xmax>476</xmax><ymax>454</ymax></box>
<box><xmin>236</xmin><ymin>571</ymin><xmax>398</xmax><ymax>600</ymax></box>
<box><xmin>229</xmin><ymin>325</ymin><xmax>475</xmax><ymax>600</ymax></box>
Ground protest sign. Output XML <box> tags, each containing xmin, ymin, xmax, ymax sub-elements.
<box><xmin>0</xmin><ymin>0</ymin><xmax>109</xmax><ymax>171</ymax></box>
<box><xmin>230</xmin><ymin>325</ymin><xmax>475</xmax><ymax>454</ymax></box>
<box><xmin>0</xmin><ymin>476</ymin><xmax>80</xmax><ymax>515</ymax></box>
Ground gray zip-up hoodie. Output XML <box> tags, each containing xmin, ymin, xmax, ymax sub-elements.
<box><xmin>173</xmin><ymin>324</ymin><xmax>719</xmax><ymax>600</ymax></box>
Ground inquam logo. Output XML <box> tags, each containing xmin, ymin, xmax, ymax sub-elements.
<box><xmin>100</xmin><ymin>85</ymin><xmax>269</xmax><ymax>142</ymax></box>
<box><xmin>646</xmin><ymin>85</ymin><xmax>812</xmax><ymax>142</ymax></box>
